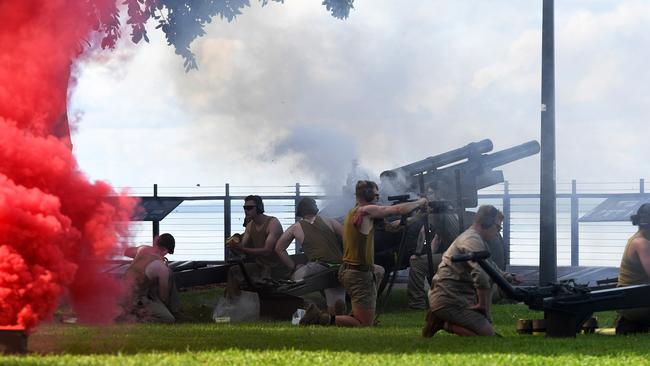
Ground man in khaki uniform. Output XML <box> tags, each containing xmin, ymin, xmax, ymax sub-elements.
<box><xmin>275</xmin><ymin>197</ymin><xmax>345</xmax><ymax>315</ymax></box>
<box><xmin>301</xmin><ymin>180</ymin><xmax>427</xmax><ymax>327</ymax></box>
<box><xmin>424</xmin><ymin>205</ymin><xmax>521</xmax><ymax>336</ymax></box>
<box><xmin>616</xmin><ymin>203</ymin><xmax>650</xmax><ymax>334</ymax></box>
<box><xmin>226</xmin><ymin>195</ymin><xmax>291</xmax><ymax>298</ymax></box>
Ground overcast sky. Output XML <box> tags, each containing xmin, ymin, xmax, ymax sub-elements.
<box><xmin>69</xmin><ymin>0</ymin><xmax>650</xmax><ymax>193</ymax></box>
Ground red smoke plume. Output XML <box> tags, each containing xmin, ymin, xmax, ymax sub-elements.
<box><xmin>0</xmin><ymin>1</ymin><xmax>136</xmax><ymax>330</ymax></box>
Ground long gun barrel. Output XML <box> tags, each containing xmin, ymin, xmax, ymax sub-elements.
<box><xmin>384</xmin><ymin>139</ymin><xmax>540</xmax><ymax>208</ymax></box>
<box><xmin>466</xmin><ymin>140</ymin><xmax>541</xmax><ymax>172</ymax></box>
<box><xmin>392</xmin><ymin>139</ymin><xmax>493</xmax><ymax>176</ymax></box>
<box><xmin>434</xmin><ymin>140</ymin><xmax>540</xmax><ymax>191</ymax></box>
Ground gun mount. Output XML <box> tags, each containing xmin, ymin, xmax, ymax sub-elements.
<box><xmin>382</xmin><ymin>139</ymin><xmax>540</xmax><ymax>208</ymax></box>
<box><xmin>452</xmin><ymin>251</ymin><xmax>650</xmax><ymax>337</ymax></box>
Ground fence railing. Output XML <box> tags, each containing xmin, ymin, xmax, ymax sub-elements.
<box><xmin>127</xmin><ymin>179</ymin><xmax>649</xmax><ymax>267</ymax></box>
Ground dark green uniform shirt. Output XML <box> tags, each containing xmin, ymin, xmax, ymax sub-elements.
<box><xmin>299</xmin><ymin>216</ymin><xmax>342</xmax><ymax>264</ymax></box>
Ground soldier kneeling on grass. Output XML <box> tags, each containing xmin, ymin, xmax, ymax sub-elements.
<box><xmin>118</xmin><ymin>233</ymin><xmax>181</xmax><ymax>323</ymax></box>
<box><xmin>423</xmin><ymin>205</ymin><xmax>522</xmax><ymax>337</ymax></box>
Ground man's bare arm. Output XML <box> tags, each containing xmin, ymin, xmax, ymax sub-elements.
<box><xmin>124</xmin><ymin>245</ymin><xmax>148</xmax><ymax>258</ymax></box>
<box><xmin>124</xmin><ymin>246</ymin><xmax>138</xmax><ymax>258</ymax></box>
<box><xmin>275</xmin><ymin>224</ymin><xmax>298</xmax><ymax>269</ymax></box>
<box><xmin>361</xmin><ymin>198</ymin><xmax>427</xmax><ymax>219</ymax></box>
<box><xmin>327</xmin><ymin>217</ymin><xmax>343</xmax><ymax>237</ymax></box>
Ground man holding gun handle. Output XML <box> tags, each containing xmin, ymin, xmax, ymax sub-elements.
<box><xmin>300</xmin><ymin>180</ymin><xmax>428</xmax><ymax>327</ymax></box>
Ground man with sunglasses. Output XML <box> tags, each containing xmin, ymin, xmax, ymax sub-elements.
<box><xmin>225</xmin><ymin>195</ymin><xmax>291</xmax><ymax>298</ymax></box>
<box><xmin>423</xmin><ymin>205</ymin><xmax>521</xmax><ymax>337</ymax></box>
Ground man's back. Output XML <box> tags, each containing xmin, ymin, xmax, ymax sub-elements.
<box><xmin>125</xmin><ymin>247</ymin><xmax>165</xmax><ymax>297</ymax></box>
<box><xmin>299</xmin><ymin>215</ymin><xmax>342</xmax><ymax>264</ymax></box>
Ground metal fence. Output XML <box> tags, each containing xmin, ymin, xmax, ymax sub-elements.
<box><xmin>123</xmin><ymin>179</ymin><xmax>649</xmax><ymax>267</ymax></box>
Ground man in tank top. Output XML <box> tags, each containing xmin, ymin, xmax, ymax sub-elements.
<box><xmin>275</xmin><ymin>197</ymin><xmax>346</xmax><ymax>315</ymax></box>
<box><xmin>300</xmin><ymin>180</ymin><xmax>428</xmax><ymax>327</ymax></box>
<box><xmin>226</xmin><ymin>195</ymin><xmax>291</xmax><ymax>298</ymax></box>
<box><xmin>615</xmin><ymin>203</ymin><xmax>650</xmax><ymax>334</ymax></box>
<box><xmin>120</xmin><ymin>233</ymin><xmax>180</xmax><ymax>323</ymax></box>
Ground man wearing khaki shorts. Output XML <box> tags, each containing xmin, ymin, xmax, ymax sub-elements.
<box><xmin>424</xmin><ymin>205</ymin><xmax>521</xmax><ymax>336</ymax></box>
<box><xmin>301</xmin><ymin>180</ymin><xmax>427</xmax><ymax>327</ymax></box>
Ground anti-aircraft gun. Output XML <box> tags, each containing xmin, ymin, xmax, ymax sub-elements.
<box><xmin>374</xmin><ymin>139</ymin><xmax>540</xmax><ymax>298</ymax></box>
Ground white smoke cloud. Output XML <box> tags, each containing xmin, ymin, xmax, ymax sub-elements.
<box><xmin>71</xmin><ymin>0</ymin><xmax>650</xmax><ymax>189</ymax></box>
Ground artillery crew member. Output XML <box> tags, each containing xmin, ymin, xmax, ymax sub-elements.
<box><xmin>301</xmin><ymin>180</ymin><xmax>427</xmax><ymax>327</ymax></box>
<box><xmin>120</xmin><ymin>233</ymin><xmax>180</xmax><ymax>323</ymax></box>
<box><xmin>275</xmin><ymin>197</ymin><xmax>346</xmax><ymax>315</ymax></box>
<box><xmin>423</xmin><ymin>205</ymin><xmax>521</xmax><ymax>336</ymax></box>
<box><xmin>407</xmin><ymin>230</ymin><xmax>441</xmax><ymax>310</ymax></box>
<box><xmin>226</xmin><ymin>195</ymin><xmax>291</xmax><ymax>298</ymax></box>
<box><xmin>615</xmin><ymin>203</ymin><xmax>650</xmax><ymax>334</ymax></box>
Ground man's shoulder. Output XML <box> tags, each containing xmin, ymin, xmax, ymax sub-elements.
<box><xmin>457</xmin><ymin>228</ymin><xmax>484</xmax><ymax>246</ymax></box>
<box><xmin>264</xmin><ymin>215</ymin><xmax>283</xmax><ymax>232</ymax></box>
<box><xmin>264</xmin><ymin>214</ymin><xmax>280</xmax><ymax>222</ymax></box>
<box><xmin>289</xmin><ymin>220</ymin><xmax>305</xmax><ymax>231</ymax></box>
<box><xmin>133</xmin><ymin>246</ymin><xmax>157</xmax><ymax>259</ymax></box>
<box><xmin>631</xmin><ymin>235</ymin><xmax>650</xmax><ymax>250</ymax></box>
<box><xmin>136</xmin><ymin>245</ymin><xmax>155</xmax><ymax>254</ymax></box>
<box><xmin>315</xmin><ymin>215</ymin><xmax>331</xmax><ymax>225</ymax></box>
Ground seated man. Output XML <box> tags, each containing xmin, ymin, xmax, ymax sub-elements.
<box><xmin>121</xmin><ymin>233</ymin><xmax>180</xmax><ymax>323</ymax></box>
<box><xmin>424</xmin><ymin>205</ymin><xmax>521</xmax><ymax>337</ymax></box>
<box><xmin>616</xmin><ymin>203</ymin><xmax>650</xmax><ymax>334</ymax></box>
<box><xmin>275</xmin><ymin>197</ymin><xmax>345</xmax><ymax>315</ymax></box>
<box><xmin>226</xmin><ymin>195</ymin><xmax>291</xmax><ymax>297</ymax></box>
<box><xmin>301</xmin><ymin>180</ymin><xmax>428</xmax><ymax>327</ymax></box>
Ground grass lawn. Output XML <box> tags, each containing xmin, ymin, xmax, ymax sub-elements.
<box><xmin>2</xmin><ymin>288</ymin><xmax>650</xmax><ymax>365</ymax></box>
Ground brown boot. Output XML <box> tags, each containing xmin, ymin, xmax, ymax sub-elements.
<box><xmin>300</xmin><ymin>304</ymin><xmax>331</xmax><ymax>326</ymax></box>
<box><xmin>422</xmin><ymin>310</ymin><xmax>444</xmax><ymax>338</ymax></box>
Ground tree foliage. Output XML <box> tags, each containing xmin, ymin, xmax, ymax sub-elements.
<box><xmin>96</xmin><ymin>0</ymin><xmax>355</xmax><ymax>71</ymax></box>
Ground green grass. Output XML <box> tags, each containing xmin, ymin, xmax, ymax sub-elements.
<box><xmin>3</xmin><ymin>288</ymin><xmax>650</xmax><ymax>365</ymax></box>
